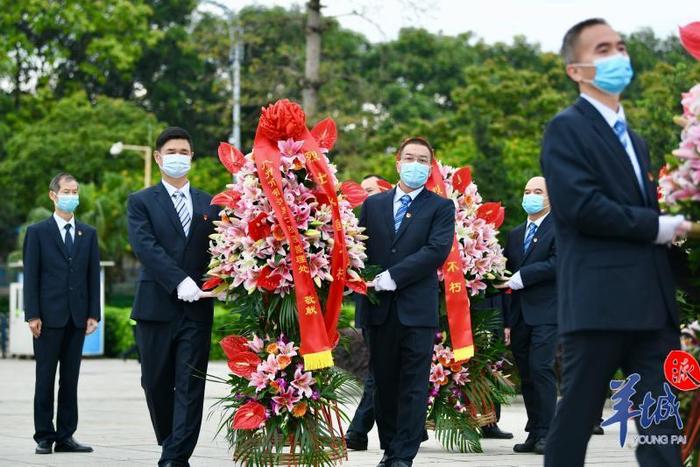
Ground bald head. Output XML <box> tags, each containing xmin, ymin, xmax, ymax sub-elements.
<box><xmin>522</xmin><ymin>176</ymin><xmax>550</xmax><ymax>218</ymax></box>
<box><xmin>525</xmin><ymin>176</ymin><xmax>548</xmax><ymax>196</ymax></box>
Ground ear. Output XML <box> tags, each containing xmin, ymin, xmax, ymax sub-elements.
<box><xmin>48</xmin><ymin>191</ymin><xmax>57</xmax><ymax>203</ymax></box>
<box><xmin>565</xmin><ymin>64</ymin><xmax>580</xmax><ymax>83</ymax></box>
<box><xmin>154</xmin><ymin>151</ymin><xmax>163</xmax><ymax>166</ymax></box>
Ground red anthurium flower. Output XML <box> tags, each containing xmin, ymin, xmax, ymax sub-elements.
<box><xmin>232</xmin><ymin>400</ymin><xmax>267</xmax><ymax>430</ymax></box>
<box><xmin>452</xmin><ymin>167</ymin><xmax>473</xmax><ymax>194</ymax></box>
<box><xmin>220</xmin><ymin>334</ymin><xmax>249</xmax><ymax>360</ymax></box>
<box><xmin>202</xmin><ymin>276</ymin><xmax>223</xmax><ymax>291</ymax></box>
<box><xmin>339</xmin><ymin>180</ymin><xmax>368</xmax><ymax>208</ymax></box>
<box><xmin>257</xmin><ymin>266</ymin><xmax>282</xmax><ymax>292</ymax></box>
<box><xmin>376</xmin><ymin>179</ymin><xmax>393</xmax><ymax>192</ymax></box>
<box><xmin>248</xmin><ymin>213</ymin><xmax>271</xmax><ymax>241</ymax></box>
<box><xmin>227</xmin><ymin>351</ymin><xmax>261</xmax><ymax>379</ymax></box>
<box><xmin>477</xmin><ymin>202</ymin><xmax>505</xmax><ymax>229</ymax></box>
<box><xmin>310</xmin><ymin>117</ymin><xmax>337</xmax><ymax>151</ymax></box>
<box><xmin>679</xmin><ymin>22</ymin><xmax>700</xmax><ymax>61</ymax></box>
<box><xmin>211</xmin><ymin>190</ymin><xmax>241</xmax><ymax>210</ymax></box>
<box><xmin>347</xmin><ymin>279</ymin><xmax>367</xmax><ymax>295</ymax></box>
<box><xmin>218</xmin><ymin>142</ymin><xmax>245</xmax><ymax>174</ymax></box>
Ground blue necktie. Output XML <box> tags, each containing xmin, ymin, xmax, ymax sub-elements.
<box><xmin>394</xmin><ymin>195</ymin><xmax>412</xmax><ymax>232</ymax></box>
<box><xmin>64</xmin><ymin>224</ymin><xmax>74</xmax><ymax>255</ymax></box>
<box><xmin>613</xmin><ymin>119</ymin><xmax>628</xmax><ymax>149</ymax></box>
<box><xmin>523</xmin><ymin>222</ymin><xmax>537</xmax><ymax>253</ymax></box>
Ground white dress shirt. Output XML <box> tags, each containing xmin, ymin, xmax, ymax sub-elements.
<box><xmin>161</xmin><ymin>179</ymin><xmax>193</xmax><ymax>230</ymax></box>
<box><xmin>53</xmin><ymin>212</ymin><xmax>76</xmax><ymax>243</ymax></box>
<box><xmin>508</xmin><ymin>212</ymin><xmax>550</xmax><ymax>290</ymax></box>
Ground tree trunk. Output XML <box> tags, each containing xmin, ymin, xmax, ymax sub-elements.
<box><xmin>303</xmin><ymin>0</ymin><xmax>321</xmax><ymax>120</ymax></box>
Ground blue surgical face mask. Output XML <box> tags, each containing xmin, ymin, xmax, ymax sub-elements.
<box><xmin>399</xmin><ymin>161</ymin><xmax>430</xmax><ymax>189</ymax></box>
<box><xmin>56</xmin><ymin>194</ymin><xmax>80</xmax><ymax>213</ymax></box>
<box><xmin>161</xmin><ymin>154</ymin><xmax>191</xmax><ymax>178</ymax></box>
<box><xmin>522</xmin><ymin>194</ymin><xmax>545</xmax><ymax>215</ymax></box>
<box><xmin>583</xmin><ymin>54</ymin><xmax>634</xmax><ymax>95</ymax></box>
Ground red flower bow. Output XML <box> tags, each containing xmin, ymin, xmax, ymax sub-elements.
<box><xmin>232</xmin><ymin>400</ymin><xmax>267</xmax><ymax>430</ymax></box>
<box><xmin>258</xmin><ymin>99</ymin><xmax>307</xmax><ymax>141</ymax></box>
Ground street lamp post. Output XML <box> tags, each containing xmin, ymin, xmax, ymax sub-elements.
<box><xmin>110</xmin><ymin>142</ymin><xmax>152</xmax><ymax>188</ymax></box>
<box><xmin>203</xmin><ymin>0</ymin><xmax>242</xmax><ymax>148</ymax></box>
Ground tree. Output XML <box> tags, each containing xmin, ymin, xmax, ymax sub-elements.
<box><xmin>303</xmin><ymin>0</ymin><xmax>322</xmax><ymax>119</ymax></box>
<box><xmin>0</xmin><ymin>92</ymin><xmax>161</xmax><ymax>251</ymax></box>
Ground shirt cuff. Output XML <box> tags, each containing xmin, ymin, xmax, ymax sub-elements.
<box><xmin>508</xmin><ymin>271</ymin><xmax>524</xmax><ymax>290</ymax></box>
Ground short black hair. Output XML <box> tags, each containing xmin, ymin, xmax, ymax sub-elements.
<box><xmin>561</xmin><ymin>18</ymin><xmax>608</xmax><ymax>64</ymax></box>
<box><xmin>155</xmin><ymin>127</ymin><xmax>193</xmax><ymax>151</ymax></box>
<box><xmin>362</xmin><ymin>174</ymin><xmax>389</xmax><ymax>183</ymax></box>
<box><xmin>396</xmin><ymin>136</ymin><xmax>434</xmax><ymax>161</ymax></box>
<box><xmin>49</xmin><ymin>172</ymin><xmax>78</xmax><ymax>193</ymax></box>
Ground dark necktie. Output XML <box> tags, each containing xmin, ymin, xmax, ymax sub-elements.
<box><xmin>64</xmin><ymin>224</ymin><xmax>74</xmax><ymax>254</ymax></box>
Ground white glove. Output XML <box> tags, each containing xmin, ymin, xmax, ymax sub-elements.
<box><xmin>372</xmin><ymin>270</ymin><xmax>397</xmax><ymax>292</ymax></box>
<box><xmin>506</xmin><ymin>271</ymin><xmax>524</xmax><ymax>290</ymax></box>
<box><xmin>655</xmin><ymin>215</ymin><xmax>685</xmax><ymax>245</ymax></box>
<box><xmin>177</xmin><ymin>277</ymin><xmax>202</xmax><ymax>302</ymax></box>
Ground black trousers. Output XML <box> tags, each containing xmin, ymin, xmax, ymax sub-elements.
<box><xmin>347</xmin><ymin>329</ymin><xmax>375</xmax><ymax>439</ymax></box>
<box><xmin>545</xmin><ymin>326</ymin><xmax>681</xmax><ymax>467</ymax></box>
<box><xmin>33</xmin><ymin>321</ymin><xmax>85</xmax><ymax>443</ymax></box>
<box><xmin>510</xmin><ymin>316</ymin><xmax>557</xmax><ymax>439</ymax></box>
<box><xmin>137</xmin><ymin>316</ymin><xmax>211</xmax><ymax>466</ymax></box>
<box><xmin>369</xmin><ymin>304</ymin><xmax>435</xmax><ymax>463</ymax></box>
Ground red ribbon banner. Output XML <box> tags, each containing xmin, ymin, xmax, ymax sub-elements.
<box><xmin>426</xmin><ymin>160</ymin><xmax>474</xmax><ymax>362</ymax></box>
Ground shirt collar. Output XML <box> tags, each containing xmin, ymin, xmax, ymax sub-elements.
<box><xmin>53</xmin><ymin>212</ymin><xmax>75</xmax><ymax>231</ymax></box>
<box><xmin>161</xmin><ymin>179</ymin><xmax>191</xmax><ymax>199</ymax></box>
<box><xmin>527</xmin><ymin>211</ymin><xmax>549</xmax><ymax>229</ymax></box>
<box><xmin>581</xmin><ymin>93</ymin><xmax>626</xmax><ymax>128</ymax></box>
<box><xmin>394</xmin><ymin>184</ymin><xmax>424</xmax><ymax>203</ymax></box>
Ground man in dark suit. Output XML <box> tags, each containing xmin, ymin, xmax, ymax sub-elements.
<box><xmin>496</xmin><ymin>176</ymin><xmax>557</xmax><ymax>455</ymax></box>
<box><xmin>127</xmin><ymin>127</ymin><xmax>218</xmax><ymax>467</ymax></box>
<box><xmin>24</xmin><ymin>172</ymin><xmax>100</xmax><ymax>455</ymax></box>
<box><xmin>357</xmin><ymin>137</ymin><xmax>455</xmax><ymax>467</ymax></box>
<box><xmin>541</xmin><ymin>19</ymin><xmax>690</xmax><ymax>467</ymax></box>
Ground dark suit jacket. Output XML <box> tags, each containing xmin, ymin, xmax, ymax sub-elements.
<box><xmin>503</xmin><ymin>215</ymin><xmax>557</xmax><ymax>327</ymax></box>
<box><xmin>356</xmin><ymin>187</ymin><xmax>455</xmax><ymax>328</ymax></box>
<box><xmin>127</xmin><ymin>183</ymin><xmax>218</xmax><ymax>323</ymax></box>
<box><xmin>540</xmin><ymin>97</ymin><xmax>677</xmax><ymax>334</ymax></box>
<box><xmin>23</xmin><ymin>217</ymin><xmax>101</xmax><ymax>328</ymax></box>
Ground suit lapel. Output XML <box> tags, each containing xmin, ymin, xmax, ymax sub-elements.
<box><xmin>392</xmin><ymin>188</ymin><xmax>430</xmax><ymax>246</ymax></box>
<box><xmin>154</xmin><ymin>183</ymin><xmax>187</xmax><ymax>239</ymax></box>
<box><xmin>576</xmin><ymin>98</ymin><xmax>647</xmax><ymax>205</ymax></box>
<box><xmin>48</xmin><ymin>217</ymin><xmax>69</xmax><ymax>260</ymax></box>
<box><xmin>186</xmin><ymin>188</ymin><xmax>205</xmax><ymax>244</ymax></box>
<box><xmin>520</xmin><ymin>215</ymin><xmax>551</xmax><ymax>265</ymax></box>
<box><xmin>628</xmin><ymin>131</ymin><xmax>655</xmax><ymax>207</ymax></box>
<box><xmin>72</xmin><ymin>221</ymin><xmax>84</xmax><ymax>258</ymax></box>
<box><xmin>382</xmin><ymin>188</ymin><xmax>396</xmax><ymax>242</ymax></box>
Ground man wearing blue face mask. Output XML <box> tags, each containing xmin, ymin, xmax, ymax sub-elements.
<box><xmin>24</xmin><ymin>173</ymin><xmax>101</xmax><ymax>455</ymax></box>
<box><xmin>541</xmin><ymin>19</ymin><xmax>691</xmax><ymax>467</ymax></box>
<box><xmin>127</xmin><ymin>127</ymin><xmax>219</xmax><ymax>467</ymax></box>
<box><xmin>357</xmin><ymin>137</ymin><xmax>455</xmax><ymax>467</ymax></box>
<box><xmin>496</xmin><ymin>176</ymin><xmax>557</xmax><ymax>455</ymax></box>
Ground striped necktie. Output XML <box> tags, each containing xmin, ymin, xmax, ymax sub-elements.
<box><xmin>394</xmin><ymin>194</ymin><xmax>412</xmax><ymax>232</ymax></box>
<box><xmin>523</xmin><ymin>222</ymin><xmax>537</xmax><ymax>253</ymax></box>
<box><xmin>172</xmin><ymin>190</ymin><xmax>191</xmax><ymax>235</ymax></box>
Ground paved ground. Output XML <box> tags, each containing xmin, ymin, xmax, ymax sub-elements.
<box><xmin>0</xmin><ymin>359</ymin><xmax>637</xmax><ymax>466</ymax></box>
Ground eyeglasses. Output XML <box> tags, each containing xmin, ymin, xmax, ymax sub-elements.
<box><xmin>400</xmin><ymin>154</ymin><xmax>431</xmax><ymax>165</ymax></box>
